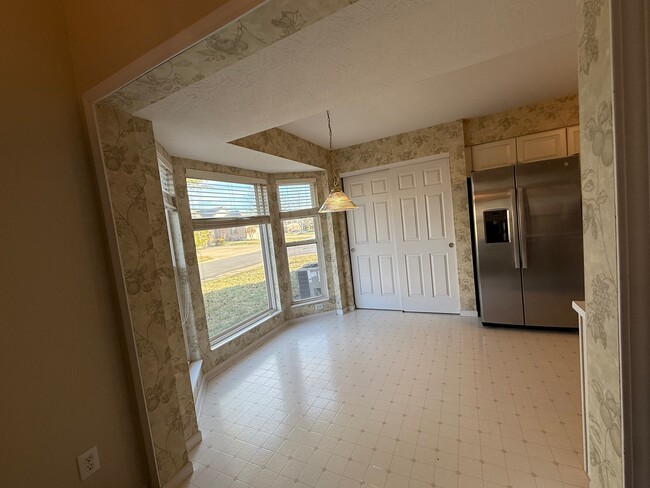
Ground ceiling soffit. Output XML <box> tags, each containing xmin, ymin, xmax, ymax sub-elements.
<box><xmin>103</xmin><ymin>0</ymin><xmax>355</xmax><ymax>113</ymax></box>
<box><xmin>100</xmin><ymin>0</ymin><xmax>578</xmax><ymax>172</ymax></box>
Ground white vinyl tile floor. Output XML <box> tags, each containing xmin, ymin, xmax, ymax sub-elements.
<box><xmin>182</xmin><ymin>310</ymin><xmax>588</xmax><ymax>488</ymax></box>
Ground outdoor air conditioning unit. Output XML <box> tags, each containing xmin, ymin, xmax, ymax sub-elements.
<box><xmin>296</xmin><ymin>263</ymin><xmax>321</xmax><ymax>300</ymax></box>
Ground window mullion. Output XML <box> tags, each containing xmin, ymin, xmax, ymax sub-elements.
<box><xmin>192</xmin><ymin>215</ymin><xmax>270</xmax><ymax>231</ymax></box>
<box><xmin>285</xmin><ymin>239</ymin><xmax>318</xmax><ymax>247</ymax></box>
<box><xmin>279</xmin><ymin>208</ymin><xmax>319</xmax><ymax>220</ymax></box>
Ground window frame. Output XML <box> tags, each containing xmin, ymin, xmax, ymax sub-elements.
<box><xmin>158</xmin><ymin>156</ymin><xmax>193</xmax><ymax>360</ymax></box>
<box><xmin>277</xmin><ymin>179</ymin><xmax>328</xmax><ymax>304</ymax></box>
<box><xmin>187</xmin><ymin>171</ymin><xmax>278</xmax><ymax>346</ymax></box>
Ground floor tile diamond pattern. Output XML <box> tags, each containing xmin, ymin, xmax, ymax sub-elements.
<box><xmin>182</xmin><ymin>310</ymin><xmax>587</xmax><ymax>488</ymax></box>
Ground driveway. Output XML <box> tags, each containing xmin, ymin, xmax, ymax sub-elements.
<box><xmin>198</xmin><ymin>251</ymin><xmax>262</xmax><ymax>281</ymax></box>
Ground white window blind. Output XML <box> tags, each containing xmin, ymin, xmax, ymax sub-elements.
<box><xmin>278</xmin><ymin>182</ymin><xmax>316</xmax><ymax>213</ymax></box>
<box><xmin>159</xmin><ymin>161</ymin><xmax>176</xmax><ymax>207</ymax></box>
<box><xmin>187</xmin><ymin>178</ymin><xmax>269</xmax><ymax>219</ymax></box>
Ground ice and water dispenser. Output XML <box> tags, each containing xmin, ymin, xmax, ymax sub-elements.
<box><xmin>483</xmin><ymin>209</ymin><xmax>510</xmax><ymax>243</ymax></box>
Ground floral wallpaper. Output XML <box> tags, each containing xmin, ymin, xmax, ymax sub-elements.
<box><xmin>95</xmin><ymin>105</ymin><xmax>196</xmax><ymax>485</ymax></box>
<box><xmin>464</xmin><ymin>95</ymin><xmax>580</xmax><ymax>146</ymax></box>
<box><xmin>102</xmin><ymin>1</ymin><xmax>356</xmax><ymax>113</ymax></box>
<box><xmin>334</xmin><ymin>120</ymin><xmax>477</xmax><ymax>312</ymax></box>
<box><xmin>577</xmin><ymin>0</ymin><xmax>623</xmax><ymax>486</ymax></box>
<box><xmin>231</xmin><ymin>128</ymin><xmax>330</xmax><ymax>170</ymax></box>
<box><xmin>228</xmin><ymin>128</ymin><xmax>356</xmax><ymax>311</ymax></box>
<box><xmin>137</xmin><ymin>142</ymin><xmax>199</xmax><ymax>446</ymax></box>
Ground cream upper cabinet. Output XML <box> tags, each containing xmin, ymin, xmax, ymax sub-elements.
<box><xmin>470</xmin><ymin>138</ymin><xmax>517</xmax><ymax>171</ymax></box>
<box><xmin>516</xmin><ymin>128</ymin><xmax>567</xmax><ymax>163</ymax></box>
<box><xmin>470</xmin><ymin>126</ymin><xmax>580</xmax><ymax>173</ymax></box>
<box><xmin>567</xmin><ymin>125</ymin><xmax>580</xmax><ymax>155</ymax></box>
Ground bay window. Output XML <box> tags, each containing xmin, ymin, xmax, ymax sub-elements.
<box><xmin>278</xmin><ymin>180</ymin><xmax>327</xmax><ymax>303</ymax></box>
<box><xmin>187</xmin><ymin>170</ymin><xmax>277</xmax><ymax>343</ymax></box>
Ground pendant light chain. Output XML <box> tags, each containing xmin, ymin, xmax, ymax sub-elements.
<box><xmin>326</xmin><ymin>110</ymin><xmax>339</xmax><ymax>188</ymax></box>
<box><xmin>318</xmin><ymin>109</ymin><xmax>358</xmax><ymax>213</ymax></box>
<box><xmin>327</xmin><ymin>110</ymin><xmax>333</xmax><ymax>151</ymax></box>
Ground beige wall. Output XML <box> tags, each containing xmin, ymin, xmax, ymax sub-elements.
<box><xmin>62</xmin><ymin>0</ymin><xmax>241</xmax><ymax>93</ymax></box>
<box><xmin>0</xmin><ymin>1</ymin><xmax>147</xmax><ymax>487</ymax></box>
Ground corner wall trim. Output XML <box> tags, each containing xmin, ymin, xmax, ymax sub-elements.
<box><xmin>195</xmin><ymin>373</ymin><xmax>207</xmax><ymax>420</ymax></box>
<box><xmin>185</xmin><ymin>430</ymin><xmax>202</xmax><ymax>453</ymax></box>
<box><xmin>339</xmin><ymin>153</ymin><xmax>450</xmax><ymax>178</ymax></box>
<box><xmin>162</xmin><ymin>462</ymin><xmax>193</xmax><ymax>488</ymax></box>
<box><xmin>460</xmin><ymin>310</ymin><xmax>479</xmax><ymax>317</ymax></box>
<box><xmin>611</xmin><ymin>0</ymin><xmax>650</xmax><ymax>484</ymax></box>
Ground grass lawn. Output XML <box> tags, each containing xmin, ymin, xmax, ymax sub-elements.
<box><xmin>203</xmin><ymin>253</ymin><xmax>318</xmax><ymax>338</ymax></box>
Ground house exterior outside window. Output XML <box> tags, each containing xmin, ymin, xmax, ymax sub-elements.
<box><xmin>186</xmin><ymin>171</ymin><xmax>277</xmax><ymax>343</ymax></box>
<box><xmin>277</xmin><ymin>180</ymin><xmax>328</xmax><ymax>304</ymax></box>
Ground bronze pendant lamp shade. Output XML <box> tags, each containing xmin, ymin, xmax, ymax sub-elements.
<box><xmin>318</xmin><ymin>111</ymin><xmax>358</xmax><ymax>213</ymax></box>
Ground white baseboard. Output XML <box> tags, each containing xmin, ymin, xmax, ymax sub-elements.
<box><xmin>189</xmin><ymin>359</ymin><xmax>203</xmax><ymax>397</ymax></box>
<box><xmin>163</xmin><ymin>461</ymin><xmax>193</xmax><ymax>488</ymax></box>
<box><xmin>336</xmin><ymin>305</ymin><xmax>355</xmax><ymax>315</ymax></box>
<box><xmin>196</xmin><ymin>372</ymin><xmax>207</xmax><ymax>420</ymax></box>
<box><xmin>185</xmin><ymin>430</ymin><xmax>202</xmax><ymax>453</ymax></box>
<box><xmin>460</xmin><ymin>310</ymin><xmax>479</xmax><ymax>317</ymax></box>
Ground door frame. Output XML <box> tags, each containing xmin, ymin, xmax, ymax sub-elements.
<box><xmin>340</xmin><ymin>153</ymin><xmax>450</xmax><ymax>178</ymax></box>
<box><xmin>611</xmin><ymin>0</ymin><xmax>650</xmax><ymax>484</ymax></box>
<box><xmin>342</xmin><ymin>153</ymin><xmax>461</xmax><ymax>314</ymax></box>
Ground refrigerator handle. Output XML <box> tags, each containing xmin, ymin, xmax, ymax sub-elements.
<box><xmin>509</xmin><ymin>190</ymin><xmax>521</xmax><ymax>269</ymax></box>
<box><xmin>517</xmin><ymin>188</ymin><xmax>528</xmax><ymax>269</ymax></box>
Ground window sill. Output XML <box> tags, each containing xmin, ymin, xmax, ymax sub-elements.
<box><xmin>291</xmin><ymin>297</ymin><xmax>330</xmax><ymax>309</ymax></box>
<box><xmin>209</xmin><ymin>310</ymin><xmax>282</xmax><ymax>351</ymax></box>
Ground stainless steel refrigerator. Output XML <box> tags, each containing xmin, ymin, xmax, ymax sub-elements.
<box><xmin>471</xmin><ymin>156</ymin><xmax>584</xmax><ymax>328</ymax></box>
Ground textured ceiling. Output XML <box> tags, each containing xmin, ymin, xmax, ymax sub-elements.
<box><xmin>281</xmin><ymin>34</ymin><xmax>578</xmax><ymax>149</ymax></box>
<box><xmin>136</xmin><ymin>0</ymin><xmax>578</xmax><ymax>171</ymax></box>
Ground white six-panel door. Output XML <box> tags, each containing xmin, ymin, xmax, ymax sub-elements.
<box><xmin>345</xmin><ymin>157</ymin><xmax>460</xmax><ymax>314</ymax></box>
<box><xmin>390</xmin><ymin>159</ymin><xmax>460</xmax><ymax>313</ymax></box>
<box><xmin>345</xmin><ymin>170</ymin><xmax>402</xmax><ymax>310</ymax></box>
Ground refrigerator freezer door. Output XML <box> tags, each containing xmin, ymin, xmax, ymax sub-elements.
<box><xmin>471</xmin><ymin>166</ymin><xmax>525</xmax><ymax>325</ymax></box>
<box><xmin>515</xmin><ymin>156</ymin><xmax>584</xmax><ymax>327</ymax></box>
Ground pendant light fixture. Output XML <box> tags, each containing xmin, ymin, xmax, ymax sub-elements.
<box><xmin>318</xmin><ymin>110</ymin><xmax>359</xmax><ymax>213</ymax></box>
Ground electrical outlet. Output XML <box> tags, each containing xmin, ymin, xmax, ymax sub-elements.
<box><xmin>315</xmin><ymin>303</ymin><xmax>324</xmax><ymax>311</ymax></box>
<box><xmin>77</xmin><ymin>446</ymin><xmax>100</xmax><ymax>481</ymax></box>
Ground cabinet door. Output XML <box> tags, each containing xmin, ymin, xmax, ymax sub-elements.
<box><xmin>470</xmin><ymin>138</ymin><xmax>517</xmax><ymax>171</ymax></box>
<box><xmin>567</xmin><ymin>125</ymin><xmax>580</xmax><ymax>155</ymax></box>
<box><xmin>516</xmin><ymin>128</ymin><xmax>567</xmax><ymax>163</ymax></box>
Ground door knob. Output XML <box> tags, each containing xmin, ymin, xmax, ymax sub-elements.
<box><xmin>448</xmin><ymin>242</ymin><xmax>455</xmax><ymax>248</ymax></box>
<box><xmin>350</xmin><ymin>248</ymin><xmax>356</xmax><ymax>252</ymax></box>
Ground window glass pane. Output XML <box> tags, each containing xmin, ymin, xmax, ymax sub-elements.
<box><xmin>283</xmin><ymin>217</ymin><xmax>316</xmax><ymax>243</ymax></box>
<box><xmin>288</xmin><ymin>243</ymin><xmax>322</xmax><ymax>301</ymax></box>
<box><xmin>278</xmin><ymin>183</ymin><xmax>314</xmax><ymax>212</ymax></box>
<box><xmin>187</xmin><ymin>178</ymin><xmax>268</xmax><ymax>219</ymax></box>
<box><xmin>194</xmin><ymin>226</ymin><xmax>271</xmax><ymax>339</ymax></box>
